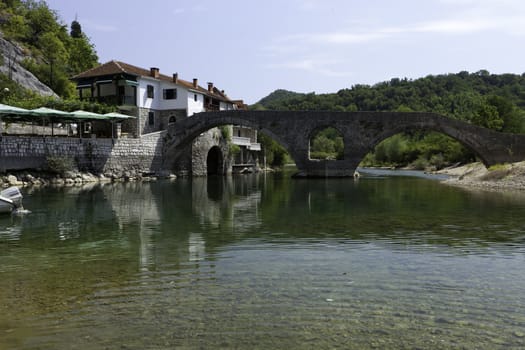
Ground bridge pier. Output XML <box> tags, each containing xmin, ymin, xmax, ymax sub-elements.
<box><xmin>292</xmin><ymin>161</ymin><xmax>359</xmax><ymax>177</ymax></box>
<box><xmin>293</xmin><ymin>164</ymin><xmax>357</xmax><ymax>178</ymax></box>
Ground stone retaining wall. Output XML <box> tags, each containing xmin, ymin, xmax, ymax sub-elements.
<box><xmin>0</xmin><ymin>132</ymin><xmax>165</xmax><ymax>174</ymax></box>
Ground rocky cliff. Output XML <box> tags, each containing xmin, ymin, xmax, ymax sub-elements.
<box><xmin>0</xmin><ymin>33</ymin><xmax>57</xmax><ymax>97</ymax></box>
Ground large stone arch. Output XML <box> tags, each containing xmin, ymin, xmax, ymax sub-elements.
<box><xmin>362</xmin><ymin>113</ymin><xmax>506</xmax><ymax>167</ymax></box>
<box><xmin>366</xmin><ymin>124</ymin><xmax>481</xmax><ymax>166</ymax></box>
<box><xmin>163</xmin><ymin>113</ymin><xmax>296</xmax><ymax>171</ymax></box>
<box><xmin>164</xmin><ymin>110</ymin><xmax>525</xmax><ymax>177</ymax></box>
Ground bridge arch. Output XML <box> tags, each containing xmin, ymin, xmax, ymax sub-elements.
<box><xmin>164</xmin><ymin>110</ymin><xmax>525</xmax><ymax>177</ymax></box>
<box><xmin>367</xmin><ymin>118</ymin><xmax>493</xmax><ymax>166</ymax></box>
<box><xmin>164</xmin><ymin>114</ymin><xmax>296</xmax><ymax>171</ymax></box>
<box><xmin>206</xmin><ymin>146</ymin><xmax>224</xmax><ymax>175</ymax></box>
<box><xmin>308</xmin><ymin>125</ymin><xmax>345</xmax><ymax>160</ymax></box>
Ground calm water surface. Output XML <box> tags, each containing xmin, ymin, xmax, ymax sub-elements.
<box><xmin>1</xmin><ymin>171</ymin><xmax>525</xmax><ymax>349</ymax></box>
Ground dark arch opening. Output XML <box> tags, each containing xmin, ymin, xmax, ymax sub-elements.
<box><xmin>168</xmin><ymin>116</ymin><xmax>176</xmax><ymax>124</ymax></box>
<box><xmin>309</xmin><ymin>126</ymin><xmax>344</xmax><ymax>160</ymax></box>
<box><xmin>206</xmin><ymin>146</ymin><xmax>223</xmax><ymax>175</ymax></box>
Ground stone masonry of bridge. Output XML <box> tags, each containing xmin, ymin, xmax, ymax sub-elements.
<box><xmin>165</xmin><ymin>110</ymin><xmax>525</xmax><ymax>177</ymax></box>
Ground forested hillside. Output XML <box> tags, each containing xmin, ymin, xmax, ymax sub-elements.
<box><xmin>253</xmin><ymin>71</ymin><xmax>525</xmax><ymax>169</ymax></box>
<box><xmin>254</xmin><ymin>89</ymin><xmax>305</xmax><ymax>109</ymax></box>
<box><xmin>0</xmin><ymin>0</ymin><xmax>98</xmax><ymax>100</ymax></box>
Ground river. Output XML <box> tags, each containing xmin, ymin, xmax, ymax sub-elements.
<box><xmin>1</xmin><ymin>170</ymin><xmax>525</xmax><ymax>349</ymax></box>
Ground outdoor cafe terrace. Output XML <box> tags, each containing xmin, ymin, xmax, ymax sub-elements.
<box><xmin>0</xmin><ymin>103</ymin><xmax>135</xmax><ymax>139</ymax></box>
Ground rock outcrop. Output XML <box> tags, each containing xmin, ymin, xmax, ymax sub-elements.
<box><xmin>441</xmin><ymin>161</ymin><xmax>525</xmax><ymax>191</ymax></box>
<box><xmin>0</xmin><ymin>33</ymin><xmax>58</xmax><ymax>97</ymax></box>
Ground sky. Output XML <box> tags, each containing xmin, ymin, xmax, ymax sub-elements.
<box><xmin>46</xmin><ymin>0</ymin><xmax>525</xmax><ymax>104</ymax></box>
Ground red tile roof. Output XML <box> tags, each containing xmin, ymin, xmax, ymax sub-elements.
<box><xmin>72</xmin><ymin>60</ymin><xmax>232</xmax><ymax>102</ymax></box>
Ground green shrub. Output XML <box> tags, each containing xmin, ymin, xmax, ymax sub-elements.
<box><xmin>229</xmin><ymin>143</ymin><xmax>241</xmax><ymax>155</ymax></box>
<box><xmin>429</xmin><ymin>153</ymin><xmax>446</xmax><ymax>170</ymax></box>
<box><xmin>46</xmin><ymin>155</ymin><xmax>75</xmax><ymax>175</ymax></box>
<box><xmin>310</xmin><ymin>151</ymin><xmax>335</xmax><ymax>160</ymax></box>
<box><xmin>488</xmin><ymin>163</ymin><xmax>509</xmax><ymax>171</ymax></box>
<box><xmin>219</xmin><ymin>125</ymin><xmax>231</xmax><ymax>140</ymax></box>
<box><xmin>410</xmin><ymin>156</ymin><xmax>430</xmax><ymax>170</ymax></box>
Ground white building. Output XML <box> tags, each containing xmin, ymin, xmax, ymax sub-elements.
<box><xmin>73</xmin><ymin>61</ymin><xmax>235</xmax><ymax>135</ymax></box>
<box><xmin>72</xmin><ymin>61</ymin><xmax>260</xmax><ymax>173</ymax></box>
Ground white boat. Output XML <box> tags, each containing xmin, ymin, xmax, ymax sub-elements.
<box><xmin>0</xmin><ymin>187</ymin><xmax>23</xmax><ymax>214</ymax></box>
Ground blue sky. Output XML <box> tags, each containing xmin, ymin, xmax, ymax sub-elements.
<box><xmin>46</xmin><ymin>0</ymin><xmax>525</xmax><ymax>103</ymax></box>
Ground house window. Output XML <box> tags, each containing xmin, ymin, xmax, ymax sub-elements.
<box><xmin>148</xmin><ymin>111</ymin><xmax>155</xmax><ymax>126</ymax></box>
<box><xmin>194</xmin><ymin>94</ymin><xmax>198</xmax><ymax>102</ymax></box>
<box><xmin>163</xmin><ymin>88</ymin><xmax>177</xmax><ymax>100</ymax></box>
<box><xmin>147</xmin><ymin>85</ymin><xmax>154</xmax><ymax>99</ymax></box>
<box><xmin>78</xmin><ymin>87</ymin><xmax>93</xmax><ymax>100</ymax></box>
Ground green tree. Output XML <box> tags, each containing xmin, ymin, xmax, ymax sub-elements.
<box><xmin>309</xmin><ymin>127</ymin><xmax>344</xmax><ymax>160</ymax></box>
<box><xmin>374</xmin><ymin>134</ymin><xmax>408</xmax><ymax>165</ymax></box>
<box><xmin>259</xmin><ymin>132</ymin><xmax>289</xmax><ymax>167</ymax></box>
<box><xmin>70</xmin><ymin>19</ymin><xmax>81</xmax><ymax>38</ymax></box>
<box><xmin>0</xmin><ymin>0</ymin><xmax>99</xmax><ymax>97</ymax></box>
<box><xmin>471</xmin><ymin>99</ymin><xmax>504</xmax><ymax>131</ymax></box>
<box><xmin>1</xmin><ymin>13</ymin><xmax>30</xmax><ymax>41</ymax></box>
<box><xmin>67</xmin><ymin>33</ymin><xmax>99</xmax><ymax>75</ymax></box>
<box><xmin>485</xmin><ymin>95</ymin><xmax>524</xmax><ymax>133</ymax></box>
<box><xmin>24</xmin><ymin>0</ymin><xmax>60</xmax><ymax>46</ymax></box>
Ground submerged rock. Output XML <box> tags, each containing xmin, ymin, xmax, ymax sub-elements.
<box><xmin>1</xmin><ymin>169</ymin><xmax>175</xmax><ymax>188</ymax></box>
<box><xmin>7</xmin><ymin>174</ymin><xmax>22</xmax><ymax>186</ymax></box>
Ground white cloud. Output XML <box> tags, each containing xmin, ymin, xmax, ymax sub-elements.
<box><xmin>266</xmin><ymin>9</ymin><xmax>525</xmax><ymax>55</ymax></box>
<box><xmin>82</xmin><ymin>20</ymin><xmax>118</xmax><ymax>33</ymax></box>
<box><xmin>413</xmin><ymin>19</ymin><xmax>496</xmax><ymax>34</ymax></box>
<box><xmin>192</xmin><ymin>5</ymin><xmax>208</xmax><ymax>12</ymax></box>
<box><xmin>297</xmin><ymin>0</ymin><xmax>320</xmax><ymax>11</ymax></box>
<box><xmin>269</xmin><ymin>0</ymin><xmax>525</xmax><ymax>51</ymax></box>
<box><xmin>172</xmin><ymin>5</ymin><xmax>207</xmax><ymax>15</ymax></box>
<box><xmin>267</xmin><ymin>58</ymin><xmax>354</xmax><ymax>77</ymax></box>
<box><xmin>262</xmin><ymin>0</ymin><xmax>525</xmax><ymax>79</ymax></box>
<box><xmin>434</xmin><ymin>0</ymin><xmax>525</xmax><ymax>35</ymax></box>
<box><xmin>309</xmin><ymin>32</ymin><xmax>389</xmax><ymax>45</ymax></box>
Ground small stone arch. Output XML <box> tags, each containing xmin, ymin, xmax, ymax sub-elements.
<box><xmin>168</xmin><ymin>116</ymin><xmax>177</xmax><ymax>124</ymax></box>
<box><xmin>206</xmin><ymin>146</ymin><xmax>223</xmax><ymax>175</ymax></box>
<box><xmin>308</xmin><ymin>125</ymin><xmax>345</xmax><ymax>160</ymax></box>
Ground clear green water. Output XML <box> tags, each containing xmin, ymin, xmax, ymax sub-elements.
<box><xmin>1</xmin><ymin>172</ymin><xmax>525</xmax><ymax>349</ymax></box>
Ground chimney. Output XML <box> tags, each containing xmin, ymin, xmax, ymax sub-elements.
<box><xmin>193</xmin><ymin>78</ymin><xmax>198</xmax><ymax>88</ymax></box>
<box><xmin>150</xmin><ymin>67</ymin><xmax>159</xmax><ymax>78</ymax></box>
<box><xmin>207</xmin><ymin>82</ymin><xmax>213</xmax><ymax>92</ymax></box>
<box><xmin>172</xmin><ymin>73</ymin><xmax>178</xmax><ymax>83</ymax></box>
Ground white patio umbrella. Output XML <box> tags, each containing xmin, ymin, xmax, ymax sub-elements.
<box><xmin>0</xmin><ymin>103</ymin><xmax>31</xmax><ymax>136</ymax></box>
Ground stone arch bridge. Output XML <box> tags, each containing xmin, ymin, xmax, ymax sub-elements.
<box><xmin>164</xmin><ymin>111</ymin><xmax>525</xmax><ymax>177</ymax></box>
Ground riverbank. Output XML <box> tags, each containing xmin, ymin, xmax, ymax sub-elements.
<box><xmin>0</xmin><ymin>169</ymin><xmax>176</xmax><ymax>188</ymax></box>
<box><xmin>4</xmin><ymin>162</ymin><xmax>525</xmax><ymax>191</ymax></box>
<box><xmin>438</xmin><ymin>161</ymin><xmax>525</xmax><ymax>191</ymax></box>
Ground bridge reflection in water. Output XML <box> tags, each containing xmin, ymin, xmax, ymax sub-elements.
<box><xmin>2</xmin><ymin>175</ymin><xmax>525</xmax><ymax>348</ymax></box>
